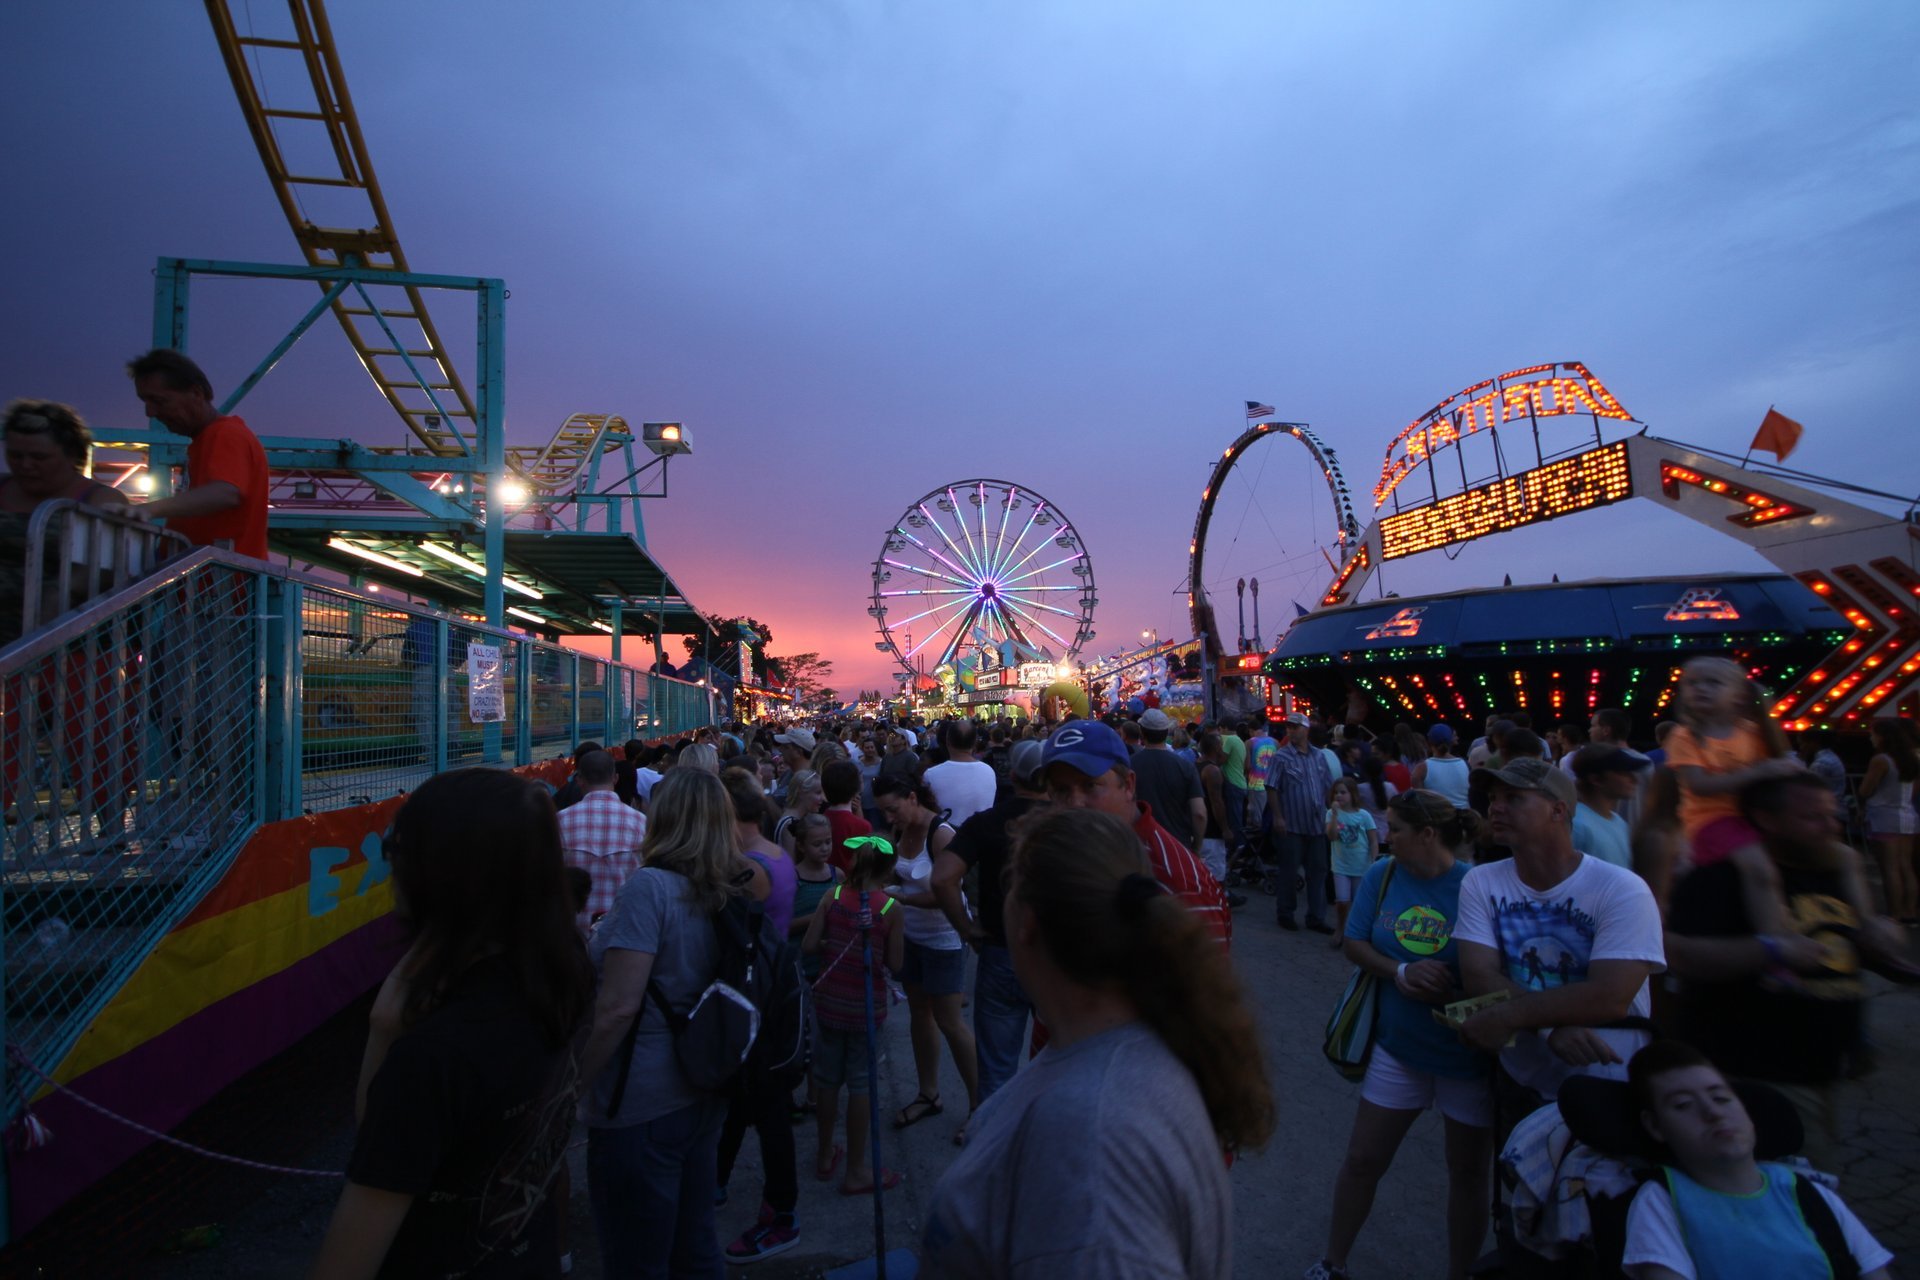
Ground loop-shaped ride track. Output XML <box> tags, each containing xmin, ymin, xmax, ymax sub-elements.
<box><xmin>1188</xmin><ymin>419</ymin><xmax>1358</xmax><ymax>659</ymax></box>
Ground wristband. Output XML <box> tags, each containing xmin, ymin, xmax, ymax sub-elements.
<box><xmin>1758</xmin><ymin>935</ymin><xmax>1784</xmax><ymax>966</ymax></box>
<box><xmin>1396</xmin><ymin>962</ymin><xmax>1409</xmax><ymax>984</ymax></box>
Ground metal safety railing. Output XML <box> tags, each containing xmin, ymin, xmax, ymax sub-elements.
<box><xmin>2</xmin><ymin>546</ymin><xmax>718</xmax><ymax>1120</ymax></box>
<box><xmin>9</xmin><ymin>500</ymin><xmax>192</xmax><ymax>643</ymax></box>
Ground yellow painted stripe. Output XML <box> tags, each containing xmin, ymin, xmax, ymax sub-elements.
<box><xmin>53</xmin><ymin>863</ymin><xmax>391</xmax><ymax>1084</ymax></box>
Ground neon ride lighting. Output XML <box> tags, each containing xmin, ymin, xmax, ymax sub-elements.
<box><xmin>1374</xmin><ymin>361</ymin><xmax>1634</xmax><ymax>505</ymax></box>
<box><xmin>1322</xmin><ymin>544</ymin><xmax>1370</xmax><ymax>607</ymax></box>
<box><xmin>1377</xmin><ymin>441</ymin><xmax>1634</xmax><ymax>561</ymax></box>
<box><xmin>1658</xmin><ymin>464</ymin><xmax>1813</xmax><ymax>527</ymax></box>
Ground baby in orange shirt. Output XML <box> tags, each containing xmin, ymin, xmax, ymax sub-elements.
<box><xmin>1664</xmin><ymin>656</ymin><xmax>1806</xmax><ymax>939</ymax></box>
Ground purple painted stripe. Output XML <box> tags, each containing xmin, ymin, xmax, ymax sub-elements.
<box><xmin>9</xmin><ymin>914</ymin><xmax>405</xmax><ymax>1236</ymax></box>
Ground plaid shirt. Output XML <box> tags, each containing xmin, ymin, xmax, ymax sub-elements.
<box><xmin>558</xmin><ymin>790</ymin><xmax>647</xmax><ymax>929</ymax></box>
<box><xmin>1270</xmin><ymin>744</ymin><xmax>1334</xmax><ymax>834</ymax></box>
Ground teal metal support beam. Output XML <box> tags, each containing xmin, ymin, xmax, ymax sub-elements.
<box><xmin>267</xmin><ymin>513</ymin><xmax>469</xmax><ymax>534</ymax></box>
<box><xmin>367</xmin><ymin>472</ymin><xmax>469</xmax><ymax>523</ymax></box>
<box><xmin>158</xmin><ymin>256</ymin><xmax>500</xmax><ymax>292</ymax></box>
<box><xmin>145</xmin><ymin>260</ymin><xmax>193</xmax><ymax>499</ymax></box>
<box><xmin>477</xmin><ymin>278</ymin><xmax>506</xmax><ymax>762</ymax></box>
<box><xmin>609</xmin><ymin>602</ymin><xmax>624</xmax><ymax>741</ymax></box>
<box><xmin>219</xmin><ymin>277</ymin><xmax>353</xmax><ymax>416</ymax></box>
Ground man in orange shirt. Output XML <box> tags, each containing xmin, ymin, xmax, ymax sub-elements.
<box><xmin>126</xmin><ymin>349</ymin><xmax>269</xmax><ymax>560</ymax></box>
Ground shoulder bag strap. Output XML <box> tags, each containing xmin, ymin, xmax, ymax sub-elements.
<box><xmin>604</xmin><ymin>981</ymin><xmax>655</xmax><ymax>1119</ymax></box>
<box><xmin>1793</xmin><ymin>1173</ymin><xmax>1860</xmax><ymax>1280</ymax></box>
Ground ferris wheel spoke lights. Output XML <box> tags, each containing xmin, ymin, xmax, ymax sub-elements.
<box><xmin>872</xmin><ymin>479</ymin><xmax>1097</xmax><ymax>680</ymax></box>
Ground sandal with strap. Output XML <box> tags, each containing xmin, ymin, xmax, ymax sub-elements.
<box><xmin>893</xmin><ymin>1092</ymin><xmax>943</xmax><ymax>1129</ymax></box>
<box><xmin>841</xmin><ymin>1167</ymin><xmax>904</xmax><ymax>1196</ymax></box>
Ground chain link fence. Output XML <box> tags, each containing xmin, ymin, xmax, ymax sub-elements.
<box><xmin>4</xmin><ymin>558</ymin><xmax>264</xmax><ymax>1111</ymax></box>
<box><xmin>3</xmin><ymin>549</ymin><xmax>718</xmax><ymax>1120</ymax></box>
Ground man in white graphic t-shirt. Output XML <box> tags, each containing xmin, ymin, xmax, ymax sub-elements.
<box><xmin>1455</xmin><ymin>757</ymin><xmax>1665</xmax><ymax>1108</ymax></box>
<box><xmin>1455</xmin><ymin>755</ymin><xmax>1665</xmax><ymax>1276</ymax></box>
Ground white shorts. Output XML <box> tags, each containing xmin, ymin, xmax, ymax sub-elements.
<box><xmin>1361</xmin><ymin>1044</ymin><xmax>1492</xmax><ymax>1127</ymax></box>
<box><xmin>1867</xmin><ymin>805</ymin><xmax>1918</xmax><ymax>838</ymax></box>
<box><xmin>1332</xmin><ymin>873</ymin><xmax>1363</xmax><ymax>903</ymax></box>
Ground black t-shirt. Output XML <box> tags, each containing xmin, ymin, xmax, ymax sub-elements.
<box><xmin>348</xmin><ymin>958</ymin><xmax>577</xmax><ymax>1279</ymax></box>
<box><xmin>1128</xmin><ymin>747</ymin><xmax>1204</xmax><ymax>848</ymax></box>
<box><xmin>1667</xmin><ymin>858</ymin><xmax>1864</xmax><ymax>1085</ymax></box>
<box><xmin>948</xmin><ymin>796</ymin><xmax>1042</xmax><ymax>945</ymax></box>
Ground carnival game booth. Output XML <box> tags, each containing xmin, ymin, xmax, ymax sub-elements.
<box><xmin>1270</xmin><ymin>572</ymin><xmax>1847</xmax><ymax>731</ymax></box>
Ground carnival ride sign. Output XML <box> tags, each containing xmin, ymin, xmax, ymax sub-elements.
<box><xmin>466</xmin><ymin>643</ymin><xmax>506</xmax><ymax>722</ymax></box>
<box><xmin>1642</xmin><ymin>587</ymin><xmax>1742</xmax><ymax>623</ymax></box>
<box><xmin>1374</xmin><ymin>361</ymin><xmax>1636</xmax><ymax>507</ymax></box>
<box><xmin>974</xmin><ymin>662</ymin><xmax>1056</xmax><ymax>692</ymax></box>
<box><xmin>1363</xmin><ymin>607</ymin><xmax>1427</xmax><ymax>640</ymax></box>
<box><xmin>1378</xmin><ymin>441</ymin><xmax>1635</xmax><ymax>561</ymax></box>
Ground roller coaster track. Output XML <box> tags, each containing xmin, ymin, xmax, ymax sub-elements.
<box><xmin>205</xmin><ymin>1</ymin><xmax>635</xmax><ymax>501</ymax></box>
<box><xmin>206</xmin><ymin>0</ymin><xmax>482</xmax><ymax>458</ymax></box>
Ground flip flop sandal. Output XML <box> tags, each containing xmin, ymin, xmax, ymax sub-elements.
<box><xmin>815</xmin><ymin>1144</ymin><xmax>844</xmax><ymax>1181</ymax></box>
<box><xmin>893</xmin><ymin>1092</ymin><xmax>943</xmax><ymax>1129</ymax></box>
<box><xmin>840</xmin><ymin>1167</ymin><xmax>904</xmax><ymax>1196</ymax></box>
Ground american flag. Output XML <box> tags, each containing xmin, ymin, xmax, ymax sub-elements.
<box><xmin>1246</xmin><ymin>401</ymin><xmax>1275</xmax><ymax>419</ymax></box>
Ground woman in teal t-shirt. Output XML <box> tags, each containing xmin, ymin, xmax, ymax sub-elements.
<box><xmin>1307</xmin><ymin>790</ymin><xmax>1493</xmax><ymax>1280</ymax></box>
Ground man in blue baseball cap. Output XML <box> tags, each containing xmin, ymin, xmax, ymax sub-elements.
<box><xmin>1040</xmin><ymin>720</ymin><xmax>1233</xmax><ymax>947</ymax></box>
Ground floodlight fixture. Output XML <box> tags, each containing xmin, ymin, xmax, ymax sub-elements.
<box><xmin>642</xmin><ymin>422</ymin><xmax>692</xmax><ymax>457</ymax></box>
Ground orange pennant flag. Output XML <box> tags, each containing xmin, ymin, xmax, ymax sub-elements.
<box><xmin>1749</xmin><ymin>407</ymin><xmax>1804</xmax><ymax>462</ymax></box>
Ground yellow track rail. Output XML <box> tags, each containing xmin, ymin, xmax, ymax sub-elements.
<box><xmin>204</xmin><ymin>0</ymin><xmax>478</xmax><ymax>457</ymax></box>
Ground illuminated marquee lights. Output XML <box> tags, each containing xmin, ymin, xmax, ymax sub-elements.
<box><xmin>1321</xmin><ymin>544</ymin><xmax>1370</xmax><ymax>607</ymax></box>
<box><xmin>1658</xmin><ymin>464</ymin><xmax>1813</xmax><ymax>527</ymax></box>
<box><xmin>1378</xmin><ymin>441</ymin><xmax>1634</xmax><ymax>562</ymax></box>
<box><xmin>1375</xmin><ymin>361</ymin><xmax>1634</xmax><ymax>505</ymax></box>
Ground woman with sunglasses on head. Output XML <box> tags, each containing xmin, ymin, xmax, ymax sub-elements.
<box><xmin>1305</xmin><ymin>791</ymin><xmax>1491</xmax><ymax>1280</ymax></box>
<box><xmin>310</xmin><ymin>768</ymin><xmax>592</xmax><ymax>1279</ymax></box>
<box><xmin>922</xmin><ymin>807</ymin><xmax>1273</xmax><ymax>1278</ymax></box>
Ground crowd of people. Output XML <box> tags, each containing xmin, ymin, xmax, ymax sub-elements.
<box><xmin>295</xmin><ymin>667</ymin><xmax>1916</xmax><ymax>1279</ymax></box>
<box><xmin>5</xmin><ymin>357</ymin><xmax>1910</xmax><ymax>1278</ymax></box>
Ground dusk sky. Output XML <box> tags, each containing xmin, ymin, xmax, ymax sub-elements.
<box><xmin>6</xmin><ymin>2</ymin><xmax>1916</xmax><ymax>696</ymax></box>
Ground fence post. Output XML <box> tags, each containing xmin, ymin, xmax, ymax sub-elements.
<box><xmin>568</xmin><ymin>652</ymin><xmax>580</xmax><ymax>750</ymax></box>
<box><xmin>433</xmin><ymin>618</ymin><xmax>450</xmax><ymax>775</ymax></box>
<box><xmin>515</xmin><ymin>641</ymin><xmax>533</xmax><ymax>764</ymax></box>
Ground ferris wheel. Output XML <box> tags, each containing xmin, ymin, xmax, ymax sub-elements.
<box><xmin>870</xmin><ymin>479</ymin><xmax>1097</xmax><ymax>678</ymax></box>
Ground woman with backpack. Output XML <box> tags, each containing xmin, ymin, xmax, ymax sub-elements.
<box><xmin>578</xmin><ymin>768</ymin><xmax>765</xmax><ymax>1278</ymax></box>
<box><xmin>713</xmin><ymin>768</ymin><xmax>803</xmax><ymax>1262</ymax></box>
<box><xmin>310</xmin><ymin>768</ymin><xmax>592</xmax><ymax>1279</ymax></box>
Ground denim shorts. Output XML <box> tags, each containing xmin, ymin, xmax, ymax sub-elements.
<box><xmin>900</xmin><ymin>938</ymin><xmax>967</xmax><ymax>996</ymax></box>
<box><xmin>812</xmin><ymin>1023</ymin><xmax>876</xmax><ymax>1093</ymax></box>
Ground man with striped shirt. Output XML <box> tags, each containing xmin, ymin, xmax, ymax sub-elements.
<box><xmin>1041</xmin><ymin>720</ymin><xmax>1233</xmax><ymax>948</ymax></box>
<box><xmin>1270</xmin><ymin>712</ymin><xmax>1336</xmax><ymax>934</ymax></box>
